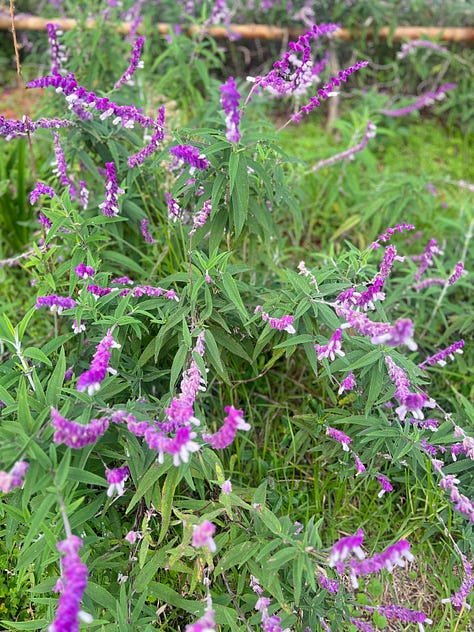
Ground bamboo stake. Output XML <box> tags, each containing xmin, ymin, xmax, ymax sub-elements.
<box><xmin>0</xmin><ymin>15</ymin><xmax>473</xmax><ymax>42</ymax></box>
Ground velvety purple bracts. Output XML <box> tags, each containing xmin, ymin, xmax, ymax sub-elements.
<box><xmin>169</xmin><ymin>144</ymin><xmax>210</xmax><ymax>172</ymax></box>
<box><xmin>140</xmin><ymin>218</ymin><xmax>155</xmax><ymax>243</ymax></box>
<box><xmin>203</xmin><ymin>406</ymin><xmax>250</xmax><ymax>449</ymax></box>
<box><xmin>220</xmin><ymin>76</ymin><xmax>242</xmax><ymax>143</ymax></box>
<box><xmin>191</xmin><ymin>520</ymin><xmax>216</xmax><ymax>552</ymax></box>
<box><xmin>49</xmin><ymin>534</ymin><xmax>88</xmax><ymax>632</ymax></box>
<box><xmin>338</xmin><ymin>371</ymin><xmax>356</xmax><ymax>395</ymax></box>
<box><xmin>448</xmin><ymin>261</ymin><xmax>466</xmax><ymax>285</ymax></box>
<box><xmin>398</xmin><ymin>39</ymin><xmax>448</xmax><ymax>58</ymax></box>
<box><xmin>26</xmin><ymin>72</ymin><xmax>154</xmax><ymax>128</ymax></box>
<box><xmin>314</xmin><ymin>328</ymin><xmax>345</xmax><ymax>361</ymax></box>
<box><xmin>327</xmin><ymin>426</ymin><xmax>352</xmax><ymax>451</ymax></box>
<box><xmin>185</xmin><ymin>605</ymin><xmax>216</xmax><ymax>632</ymax></box>
<box><xmin>99</xmin><ymin>162</ymin><xmax>124</xmax><ymax>217</ymax></box>
<box><xmin>377</xmin><ymin>474</ymin><xmax>393</xmax><ymax>497</ymax></box>
<box><xmin>52</xmin><ymin>131</ymin><xmax>77</xmax><ymax>199</ymax></box>
<box><xmin>318</xmin><ymin>574</ymin><xmax>339</xmax><ymax>594</ymax></box>
<box><xmin>128</xmin><ymin>106</ymin><xmax>165</xmax><ymax>167</ymax></box>
<box><xmin>114</xmin><ymin>36</ymin><xmax>145</xmax><ymax>89</ymax></box>
<box><xmin>76</xmin><ymin>330</ymin><xmax>121</xmax><ymax>395</ymax></box>
<box><xmin>190</xmin><ymin>199</ymin><xmax>212</xmax><ymax>234</ymax></box>
<box><xmin>293</xmin><ymin>60</ymin><xmax>369</xmax><ymax>121</ymax></box>
<box><xmin>413</xmin><ymin>239</ymin><xmax>443</xmax><ymax>280</ymax></box>
<box><xmin>370</xmin><ymin>222</ymin><xmax>415</xmax><ymax>249</ymax></box>
<box><xmin>0</xmin><ymin>114</ymin><xmax>71</xmax><ymax>141</ymax></box>
<box><xmin>47</xmin><ymin>23</ymin><xmax>68</xmax><ymax>74</ymax></box>
<box><xmin>36</xmin><ymin>294</ymin><xmax>77</xmax><ymax>314</ymax></box>
<box><xmin>105</xmin><ymin>465</ymin><xmax>130</xmax><ymax>497</ymax></box>
<box><xmin>363</xmin><ymin>604</ymin><xmax>432</xmax><ymax>627</ymax></box>
<box><xmin>255</xmin><ymin>306</ymin><xmax>295</xmax><ymax>333</ymax></box>
<box><xmin>385</xmin><ymin>355</ymin><xmax>436</xmax><ymax>421</ymax></box>
<box><xmin>252</xmin><ymin>22</ymin><xmax>339</xmax><ymax>97</ymax></box>
<box><xmin>51</xmin><ymin>408</ymin><xmax>110</xmax><ymax>447</ymax></box>
<box><xmin>74</xmin><ymin>263</ymin><xmax>95</xmax><ymax>279</ymax></box>
<box><xmin>348</xmin><ymin>539</ymin><xmax>414</xmax><ymax>587</ymax></box>
<box><xmin>30</xmin><ymin>182</ymin><xmax>56</xmax><ymax>205</ymax></box>
<box><xmin>0</xmin><ymin>460</ymin><xmax>29</xmax><ymax>493</ymax></box>
<box><xmin>166</xmin><ymin>193</ymin><xmax>183</xmax><ymax>222</ymax></box>
<box><xmin>329</xmin><ymin>529</ymin><xmax>365</xmax><ymax>567</ymax></box>
<box><xmin>339</xmin><ymin>308</ymin><xmax>417</xmax><ymax>351</ymax></box>
<box><xmin>418</xmin><ymin>340</ymin><xmax>464</xmax><ymax>369</ymax></box>
<box><xmin>442</xmin><ymin>554</ymin><xmax>473</xmax><ymax>610</ymax></box>
<box><xmin>381</xmin><ymin>83</ymin><xmax>457</xmax><ymax>117</ymax></box>
<box><xmin>349</xmin><ymin>619</ymin><xmax>375</xmax><ymax>632</ymax></box>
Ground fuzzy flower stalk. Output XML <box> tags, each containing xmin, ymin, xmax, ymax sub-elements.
<box><xmin>128</xmin><ymin>106</ymin><xmax>165</xmax><ymax>167</ymax></box>
<box><xmin>313</xmin><ymin>121</ymin><xmax>376</xmax><ymax>172</ymax></box>
<box><xmin>99</xmin><ymin>162</ymin><xmax>124</xmax><ymax>217</ymax></box>
<box><xmin>220</xmin><ymin>76</ymin><xmax>242</xmax><ymax>143</ymax></box>
<box><xmin>47</xmin><ymin>23</ymin><xmax>68</xmax><ymax>74</ymax></box>
<box><xmin>0</xmin><ymin>460</ymin><xmax>29</xmax><ymax>493</ymax></box>
<box><xmin>114</xmin><ymin>36</ymin><xmax>145</xmax><ymax>89</ymax></box>
<box><xmin>51</xmin><ymin>409</ymin><xmax>110</xmax><ymax>448</ymax></box>
<box><xmin>385</xmin><ymin>355</ymin><xmax>435</xmax><ymax>421</ymax></box>
<box><xmin>255</xmin><ymin>305</ymin><xmax>295</xmax><ymax>333</ymax></box>
<box><xmin>381</xmin><ymin>83</ymin><xmax>456</xmax><ymax>117</ymax></box>
<box><xmin>76</xmin><ymin>330</ymin><xmax>121</xmax><ymax>395</ymax></box>
<box><xmin>49</xmin><ymin>535</ymin><xmax>90</xmax><ymax>632</ymax></box>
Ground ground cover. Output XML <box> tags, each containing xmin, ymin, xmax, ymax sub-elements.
<box><xmin>0</xmin><ymin>4</ymin><xmax>473</xmax><ymax>631</ymax></box>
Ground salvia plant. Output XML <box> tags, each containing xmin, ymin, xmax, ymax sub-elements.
<box><xmin>0</xmin><ymin>5</ymin><xmax>472</xmax><ymax>632</ymax></box>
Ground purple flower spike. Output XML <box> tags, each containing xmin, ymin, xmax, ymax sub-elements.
<box><xmin>381</xmin><ymin>83</ymin><xmax>456</xmax><ymax>117</ymax></box>
<box><xmin>448</xmin><ymin>261</ymin><xmax>467</xmax><ymax>285</ymax></box>
<box><xmin>47</xmin><ymin>23</ymin><xmax>68</xmax><ymax>74</ymax></box>
<box><xmin>203</xmin><ymin>406</ymin><xmax>250</xmax><ymax>449</ymax></box>
<box><xmin>348</xmin><ymin>539</ymin><xmax>414</xmax><ymax>588</ymax></box>
<box><xmin>76</xmin><ymin>330</ymin><xmax>121</xmax><ymax>395</ymax></box>
<box><xmin>419</xmin><ymin>340</ymin><xmax>464</xmax><ymax>370</ymax></box>
<box><xmin>99</xmin><ymin>162</ymin><xmax>124</xmax><ymax>217</ymax></box>
<box><xmin>128</xmin><ymin>106</ymin><xmax>165</xmax><ymax>167</ymax></box>
<box><xmin>74</xmin><ymin>263</ymin><xmax>95</xmax><ymax>279</ymax></box>
<box><xmin>36</xmin><ymin>294</ymin><xmax>76</xmax><ymax>314</ymax></box>
<box><xmin>327</xmin><ymin>426</ymin><xmax>352</xmax><ymax>451</ymax></box>
<box><xmin>338</xmin><ymin>371</ymin><xmax>356</xmax><ymax>395</ymax></box>
<box><xmin>114</xmin><ymin>36</ymin><xmax>145</xmax><ymax>89</ymax></box>
<box><xmin>220</xmin><ymin>76</ymin><xmax>242</xmax><ymax>143</ymax></box>
<box><xmin>0</xmin><ymin>114</ymin><xmax>71</xmax><ymax>141</ymax></box>
<box><xmin>30</xmin><ymin>182</ymin><xmax>56</xmax><ymax>205</ymax></box>
<box><xmin>49</xmin><ymin>534</ymin><xmax>89</xmax><ymax>632</ymax></box>
<box><xmin>105</xmin><ymin>466</ymin><xmax>130</xmax><ymax>497</ymax></box>
<box><xmin>314</xmin><ymin>328</ymin><xmax>345</xmax><ymax>361</ymax></box>
<box><xmin>51</xmin><ymin>408</ymin><xmax>110</xmax><ymax>448</ymax></box>
<box><xmin>0</xmin><ymin>460</ymin><xmax>29</xmax><ymax>493</ymax></box>
<box><xmin>329</xmin><ymin>529</ymin><xmax>365</xmax><ymax>567</ymax></box>
<box><xmin>186</xmin><ymin>604</ymin><xmax>216</xmax><ymax>632</ymax></box>
<box><xmin>376</xmin><ymin>474</ymin><xmax>393</xmax><ymax>497</ymax></box>
<box><xmin>169</xmin><ymin>144</ymin><xmax>210</xmax><ymax>172</ymax></box>
<box><xmin>191</xmin><ymin>520</ymin><xmax>216</xmax><ymax>552</ymax></box>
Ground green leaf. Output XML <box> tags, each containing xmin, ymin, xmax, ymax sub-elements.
<box><xmin>221</xmin><ymin>273</ymin><xmax>247</xmax><ymax>321</ymax></box>
<box><xmin>215</xmin><ymin>541</ymin><xmax>260</xmax><ymax>574</ymax></box>
<box><xmin>158</xmin><ymin>466</ymin><xmax>183</xmax><ymax>544</ymax></box>
<box><xmin>266</xmin><ymin>546</ymin><xmax>297</xmax><ymax>571</ymax></box>
<box><xmin>86</xmin><ymin>581</ymin><xmax>117</xmax><ymax>611</ymax></box>
<box><xmin>54</xmin><ymin>448</ymin><xmax>71</xmax><ymax>487</ymax></box>
<box><xmin>23</xmin><ymin>347</ymin><xmax>52</xmax><ymax>367</ymax></box>
<box><xmin>204</xmin><ymin>329</ymin><xmax>230</xmax><ymax>384</ymax></box>
<box><xmin>126</xmin><ymin>461</ymin><xmax>172</xmax><ymax>514</ymax></box>
<box><xmin>46</xmin><ymin>346</ymin><xmax>66</xmax><ymax>406</ymax></box>
<box><xmin>169</xmin><ymin>344</ymin><xmax>189</xmax><ymax>392</ymax></box>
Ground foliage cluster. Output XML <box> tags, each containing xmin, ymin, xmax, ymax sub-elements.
<box><xmin>0</xmin><ymin>4</ymin><xmax>473</xmax><ymax>632</ymax></box>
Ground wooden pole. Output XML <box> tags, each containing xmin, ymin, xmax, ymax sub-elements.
<box><xmin>0</xmin><ymin>15</ymin><xmax>473</xmax><ymax>42</ymax></box>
